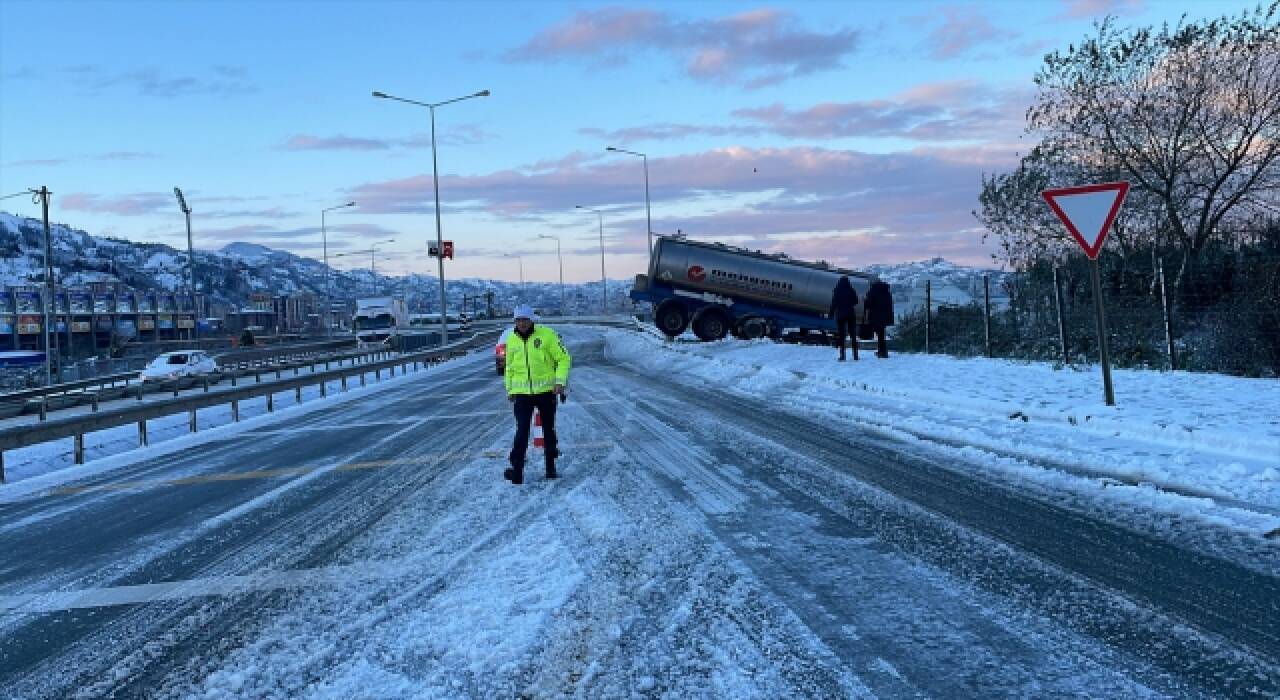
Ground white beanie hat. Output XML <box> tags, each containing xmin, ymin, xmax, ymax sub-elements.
<box><xmin>513</xmin><ymin>304</ymin><xmax>537</xmax><ymax>321</ymax></box>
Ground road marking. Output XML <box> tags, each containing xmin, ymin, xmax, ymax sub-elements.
<box><xmin>0</xmin><ymin>560</ymin><xmax>403</xmax><ymax>614</ymax></box>
<box><xmin>47</xmin><ymin>442</ymin><xmax>618</xmax><ymax>496</ymax></box>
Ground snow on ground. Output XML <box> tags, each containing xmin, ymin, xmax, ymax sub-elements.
<box><xmin>603</xmin><ymin>328</ymin><xmax>1280</xmax><ymax>531</ymax></box>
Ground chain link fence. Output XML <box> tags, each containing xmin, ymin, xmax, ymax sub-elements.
<box><xmin>891</xmin><ymin>248</ymin><xmax>1280</xmax><ymax>378</ymax></box>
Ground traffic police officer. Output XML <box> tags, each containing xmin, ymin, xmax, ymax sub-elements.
<box><xmin>503</xmin><ymin>305</ymin><xmax>571</xmax><ymax>484</ymax></box>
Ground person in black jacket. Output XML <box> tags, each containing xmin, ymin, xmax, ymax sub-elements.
<box><xmin>863</xmin><ymin>280</ymin><xmax>894</xmax><ymax>358</ymax></box>
<box><xmin>829</xmin><ymin>276</ymin><xmax>859</xmax><ymax>361</ymax></box>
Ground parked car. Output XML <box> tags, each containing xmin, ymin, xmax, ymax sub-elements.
<box><xmin>140</xmin><ymin>350</ymin><xmax>218</xmax><ymax>382</ymax></box>
<box><xmin>495</xmin><ymin>328</ymin><xmax>512</xmax><ymax>375</ymax></box>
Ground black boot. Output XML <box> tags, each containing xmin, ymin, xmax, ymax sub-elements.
<box><xmin>504</xmin><ymin>462</ymin><xmax>524</xmax><ymax>485</ymax></box>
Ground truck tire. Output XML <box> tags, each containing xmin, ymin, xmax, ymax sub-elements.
<box><xmin>736</xmin><ymin>316</ymin><xmax>769</xmax><ymax>340</ymax></box>
<box><xmin>691</xmin><ymin>307</ymin><xmax>730</xmax><ymax>342</ymax></box>
<box><xmin>654</xmin><ymin>300</ymin><xmax>690</xmax><ymax>337</ymax></box>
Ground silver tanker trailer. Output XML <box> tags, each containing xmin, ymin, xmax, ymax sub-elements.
<box><xmin>630</xmin><ymin>235</ymin><xmax>878</xmax><ymax>341</ymax></box>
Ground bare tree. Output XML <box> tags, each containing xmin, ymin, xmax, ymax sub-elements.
<box><xmin>976</xmin><ymin>145</ymin><xmax>1158</xmax><ymax>269</ymax></box>
<box><xmin>1024</xmin><ymin>3</ymin><xmax>1280</xmax><ymax>296</ymax></box>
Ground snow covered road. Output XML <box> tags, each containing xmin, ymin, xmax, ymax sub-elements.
<box><xmin>0</xmin><ymin>327</ymin><xmax>1276</xmax><ymax>698</ymax></box>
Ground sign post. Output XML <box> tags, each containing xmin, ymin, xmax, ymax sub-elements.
<box><xmin>1041</xmin><ymin>181</ymin><xmax>1129</xmax><ymax>407</ymax></box>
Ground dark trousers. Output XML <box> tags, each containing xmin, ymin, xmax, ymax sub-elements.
<box><xmin>835</xmin><ymin>317</ymin><xmax>859</xmax><ymax>359</ymax></box>
<box><xmin>510</xmin><ymin>391</ymin><xmax>558</xmax><ymax>470</ymax></box>
<box><xmin>873</xmin><ymin>326</ymin><xmax>888</xmax><ymax>357</ymax></box>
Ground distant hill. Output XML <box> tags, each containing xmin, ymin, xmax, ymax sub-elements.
<box><xmin>0</xmin><ymin>211</ymin><xmax>631</xmax><ymax>315</ymax></box>
<box><xmin>864</xmin><ymin>257</ymin><xmax>1012</xmax><ymax>312</ymax></box>
<box><xmin>219</xmin><ymin>242</ymin><xmax>276</xmax><ymax>262</ymax></box>
<box><xmin>1</xmin><ymin>211</ymin><xmax>1009</xmax><ymax>316</ymax></box>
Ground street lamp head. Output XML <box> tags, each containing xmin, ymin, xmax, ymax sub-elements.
<box><xmin>345</xmin><ymin>201</ymin><xmax>356</xmax><ymax>207</ymax></box>
<box><xmin>606</xmin><ymin>147</ymin><xmax>618</xmax><ymax>152</ymax></box>
<box><xmin>475</xmin><ymin>90</ymin><xmax>490</xmax><ymax>97</ymax></box>
<box><xmin>173</xmin><ymin>187</ymin><xmax>190</xmax><ymax>213</ymax></box>
<box><xmin>372</xmin><ymin>91</ymin><xmax>388</xmax><ymax>98</ymax></box>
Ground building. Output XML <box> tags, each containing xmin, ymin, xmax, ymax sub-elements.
<box><xmin>0</xmin><ymin>284</ymin><xmax>201</xmax><ymax>354</ymax></box>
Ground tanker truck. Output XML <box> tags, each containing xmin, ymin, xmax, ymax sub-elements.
<box><xmin>630</xmin><ymin>235</ymin><xmax>878</xmax><ymax>341</ymax></box>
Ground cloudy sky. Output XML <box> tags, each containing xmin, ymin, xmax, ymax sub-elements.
<box><xmin>0</xmin><ymin>0</ymin><xmax>1243</xmax><ymax>283</ymax></box>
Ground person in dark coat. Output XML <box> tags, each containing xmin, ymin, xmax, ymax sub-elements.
<box><xmin>862</xmin><ymin>280</ymin><xmax>894</xmax><ymax>358</ymax></box>
<box><xmin>829</xmin><ymin>276</ymin><xmax>860</xmax><ymax>361</ymax></box>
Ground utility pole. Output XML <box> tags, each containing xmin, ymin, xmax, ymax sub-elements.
<box><xmin>38</xmin><ymin>186</ymin><xmax>56</xmax><ymax>385</ymax></box>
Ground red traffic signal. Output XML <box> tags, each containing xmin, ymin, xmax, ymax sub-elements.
<box><xmin>442</xmin><ymin>241</ymin><xmax>454</xmax><ymax>259</ymax></box>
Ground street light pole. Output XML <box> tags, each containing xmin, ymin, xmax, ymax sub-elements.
<box><xmin>321</xmin><ymin>202</ymin><xmax>356</xmax><ymax>336</ymax></box>
<box><xmin>576</xmin><ymin>205</ymin><xmax>607</xmax><ymax>313</ymax></box>
<box><xmin>606</xmin><ymin>147</ymin><xmax>652</xmax><ymax>257</ymax></box>
<box><xmin>173</xmin><ymin>187</ymin><xmax>196</xmax><ymax>341</ymax></box>
<box><xmin>370</xmin><ymin>239</ymin><xmax>394</xmax><ymax>295</ymax></box>
<box><xmin>373</xmin><ymin>88</ymin><xmax>489</xmax><ymax>346</ymax></box>
<box><xmin>333</xmin><ymin>238</ymin><xmax>394</xmax><ymax>298</ymax></box>
<box><xmin>536</xmin><ymin>234</ymin><xmax>564</xmax><ymax>313</ymax></box>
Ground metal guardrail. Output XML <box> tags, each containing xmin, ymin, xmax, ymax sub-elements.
<box><xmin>0</xmin><ymin>339</ymin><xmax>361</xmax><ymax>421</ymax></box>
<box><xmin>0</xmin><ymin>330</ymin><xmax>502</xmax><ymax>482</ymax></box>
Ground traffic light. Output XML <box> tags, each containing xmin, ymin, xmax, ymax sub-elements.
<box><xmin>442</xmin><ymin>241</ymin><xmax>454</xmax><ymax>259</ymax></box>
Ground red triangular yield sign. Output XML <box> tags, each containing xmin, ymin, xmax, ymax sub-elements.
<box><xmin>1041</xmin><ymin>182</ymin><xmax>1130</xmax><ymax>260</ymax></box>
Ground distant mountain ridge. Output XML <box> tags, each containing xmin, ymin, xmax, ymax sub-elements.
<box><xmin>0</xmin><ymin>211</ymin><xmax>1006</xmax><ymax>315</ymax></box>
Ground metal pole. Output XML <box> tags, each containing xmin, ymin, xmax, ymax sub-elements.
<box><xmin>642</xmin><ymin>154</ymin><xmax>652</xmax><ymax>258</ymax></box>
<box><xmin>322</xmin><ymin>209</ymin><xmax>330</xmax><ymax>336</ymax></box>
<box><xmin>1088</xmin><ymin>258</ymin><xmax>1116</xmax><ymax>406</ymax></box>
<box><xmin>1054</xmin><ymin>266</ymin><xmax>1069</xmax><ymax>365</ymax></box>
<box><xmin>983</xmin><ymin>274</ymin><xmax>992</xmax><ymax>357</ymax></box>
<box><xmin>597</xmin><ymin>211</ymin><xmax>606</xmax><ymax>313</ymax></box>
<box><xmin>924</xmin><ymin>279</ymin><xmax>931</xmax><ymax>354</ymax></box>
<box><xmin>1158</xmin><ymin>258</ymin><xmax>1176</xmax><ymax>370</ymax></box>
<box><xmin>430</xmin><ymin>105</ymin><xmax>449</xmax><ymax>346</ymax></box>
<box><xmin>185</xmin><ymin>208</ymin><xmax>196</xmax><ymax>341</ymax></box>
<box><xmin>39</xmin><ymin>186</ymin><xmax>54</xmax><ymax>386</ymax></box>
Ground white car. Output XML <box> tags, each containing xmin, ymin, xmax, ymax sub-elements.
<box><xmin>140</xmin><ymin>350</ymin><xmax>218</xmax><ymax>382</ymax></box>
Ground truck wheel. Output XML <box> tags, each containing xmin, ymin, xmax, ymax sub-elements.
<box><xmin>691</xmin><ymin>308</ymin><xmax>730</xmax><ymax>342</ymax></box>
<box><xmin>654</xmin><ymin>300</ymin><xmax>690</xmax><ymax>337</ymax></box>
<box><xmin>736</xmin><ymin>317</ymin><xmax>769</xmax><ymax>340</ymax></box>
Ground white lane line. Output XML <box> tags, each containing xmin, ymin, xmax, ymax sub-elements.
<box><xmin>0</xmin><ymin>560</ymin><xmax>405</xmax><ymax>614</ymax></box>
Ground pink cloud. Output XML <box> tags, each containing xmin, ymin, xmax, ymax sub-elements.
<box><xmin>60</xmin><ymin>192</ymin><xmax>173</xmax><ymax>216</ymax></box>
<box><xmin>507</xmin><ymin>7</ymin><xmax>859</xmax><ymax>88</ymax></box>
<box><xmin>1057</xmin><ymin>0</ymin><xmax>1144</xmax><ymax>20</ymax></box>
<box><xmin>346</xmin><ymin>144</ymin><xmax>1018</xmax><ymax>264</ymax></box>
<box><xmin>925</xmin><ymin>6</ymin><xmax>1017</xmax><ymax>59</ymax></box>
<box><xmin>581</xmin><ymin>79</ymin><xmax>1031</xmax><ymax>145</ymax></box>
<box><xmin>194</xmin><ymin>222</ymin><xmax>399</xmax><ymax>244</ymax></box>
<box><xmin>282</xmin><ymin>134</ymin><xmax>391</xmax><ymax>151</ymax></box>
<box><xmin>732</xmin><ymin>80</ymin><xmax>1031</xmax><ymax>141</ymax></box>
<box><xmin>7</xmin><ymin>158</ymin><xmax>68</xmax><ymax>167</ymax></box>
<box><xmin>281</xmin><ymin>127</ymin><xmax>492</xmax><ymax>152</ymax></box>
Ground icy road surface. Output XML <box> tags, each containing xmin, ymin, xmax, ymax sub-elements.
<box><xmin>0</xmin><ymin>327</ymin><xmax>1276</xmax><ymax>698</ymax></box>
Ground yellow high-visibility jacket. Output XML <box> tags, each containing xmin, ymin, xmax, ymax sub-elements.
<box><xmin>504</xmin><ymin>325</ymin><xmax>571</xmax><ymax>395</ymax></box>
